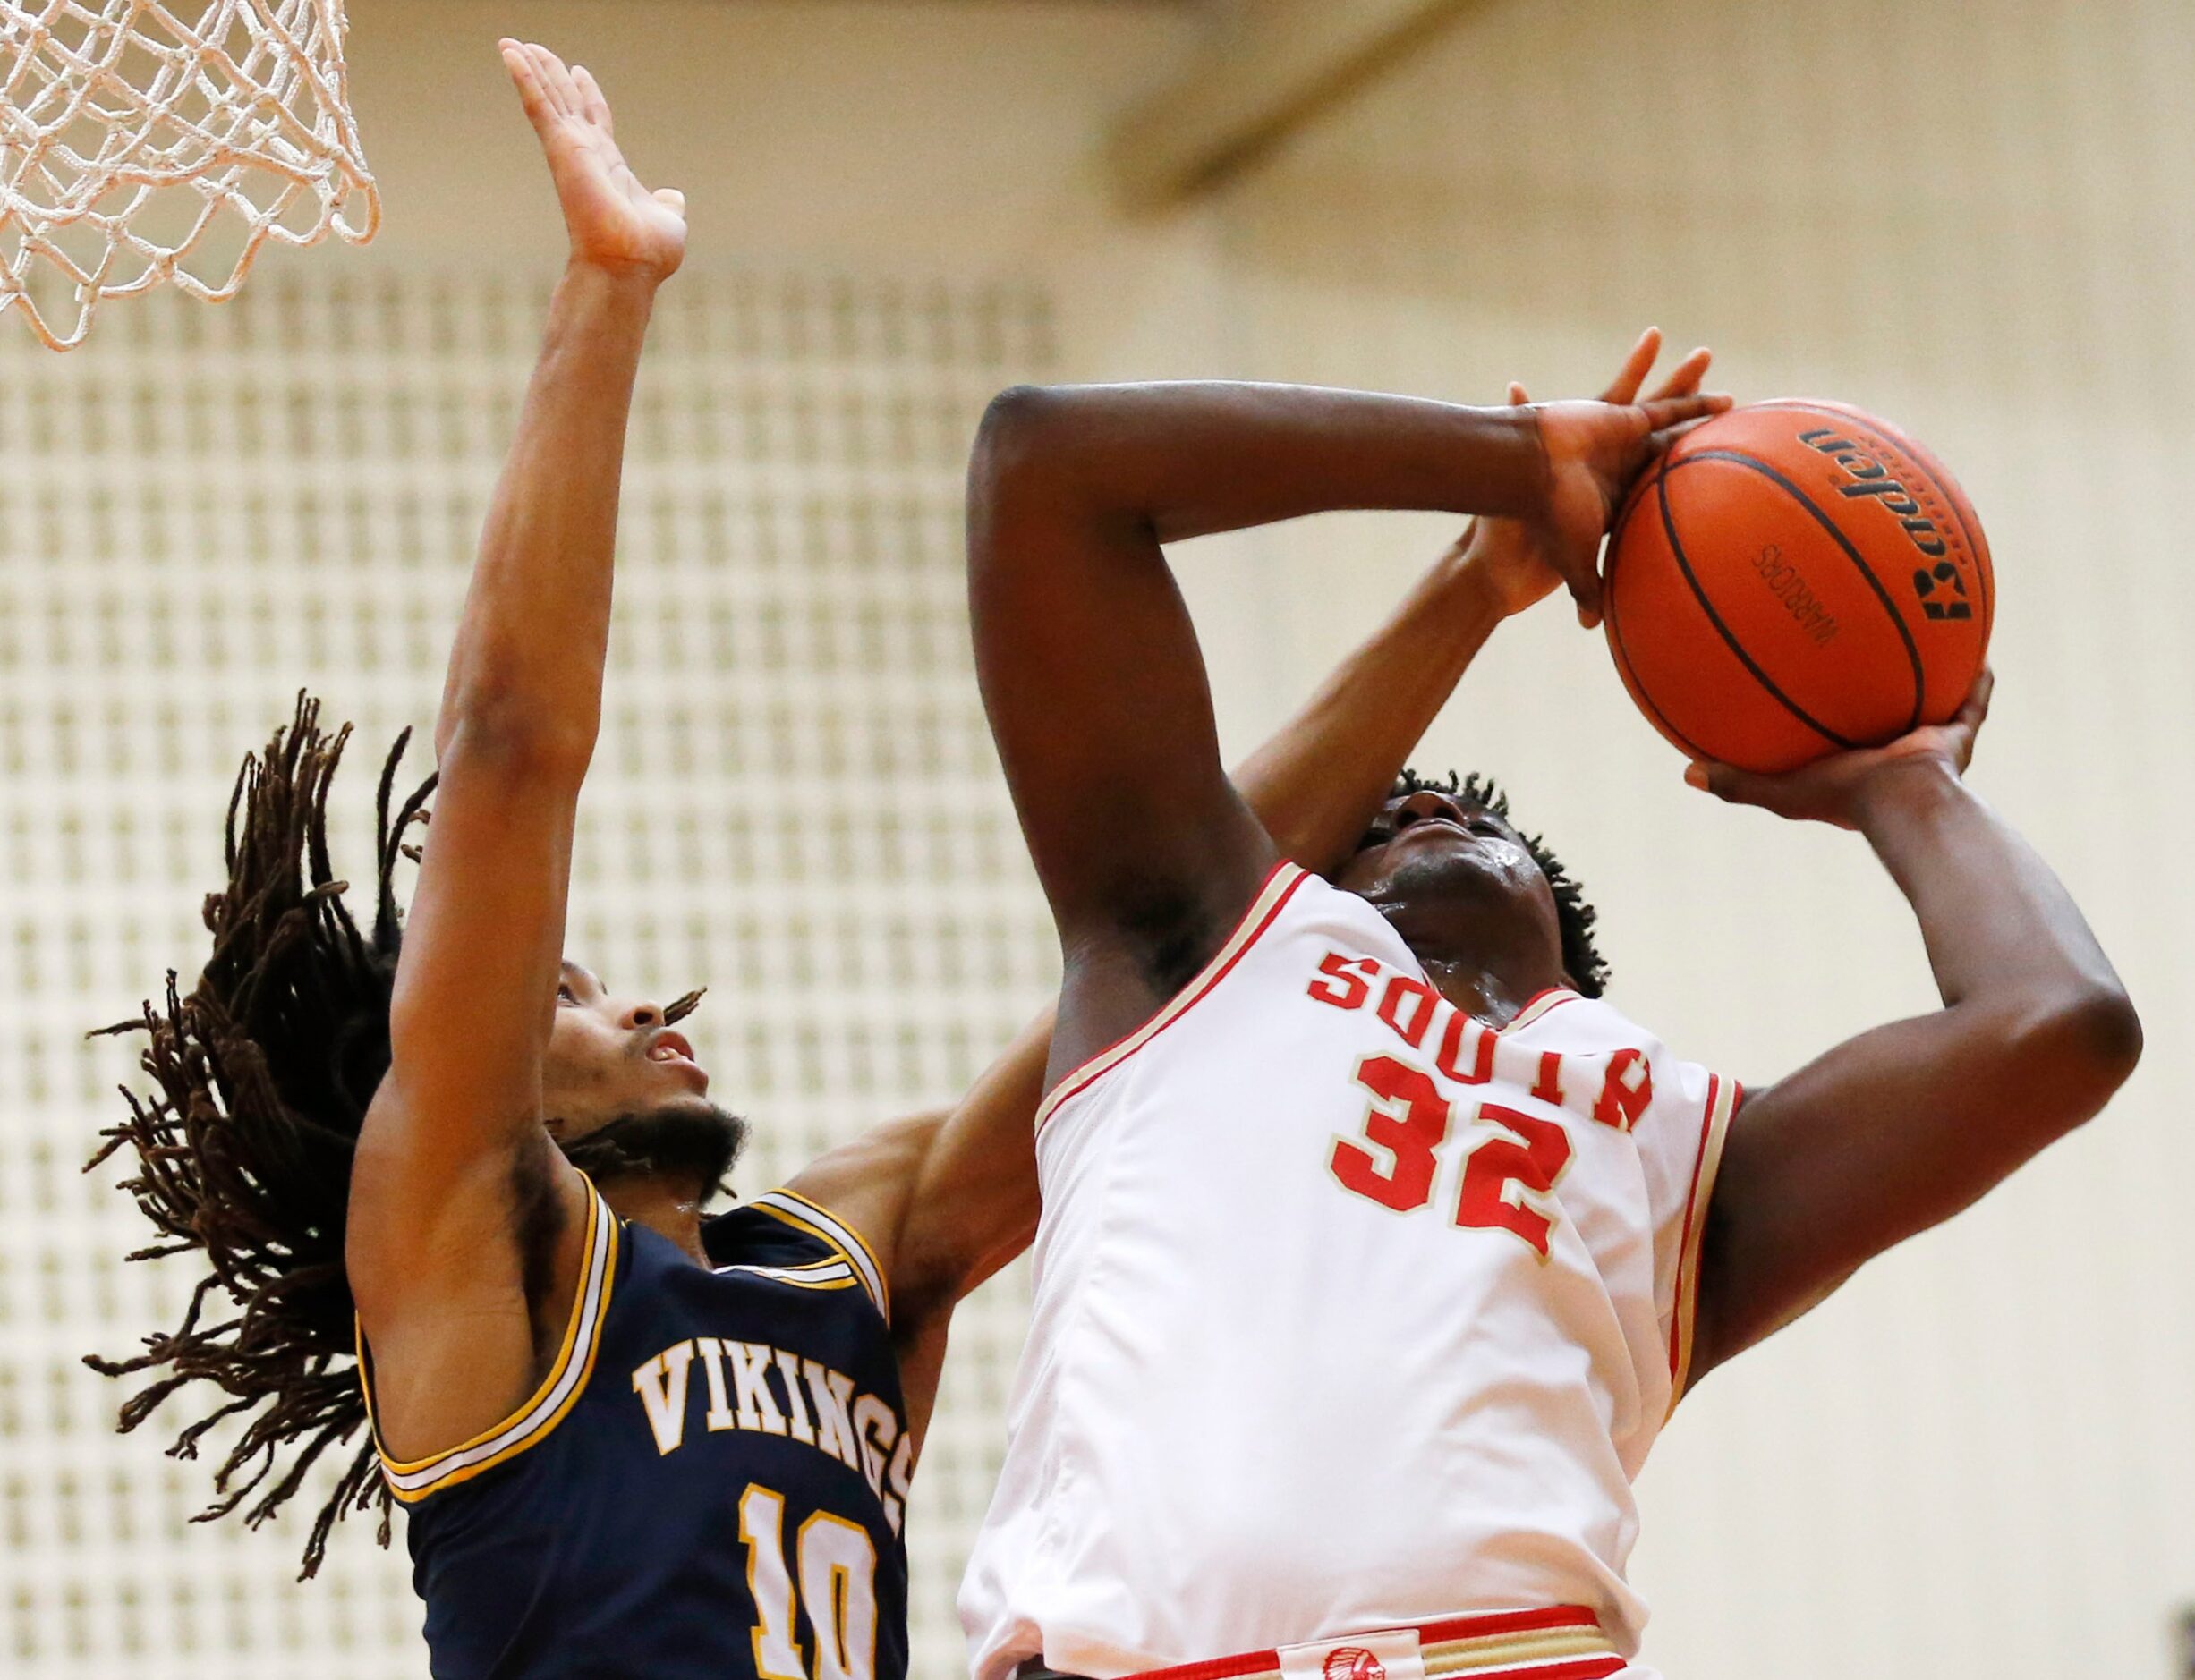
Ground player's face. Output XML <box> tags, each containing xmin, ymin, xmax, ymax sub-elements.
<box><xmin>542</xmin><ymin>961</ymin><xmax>713</xmax><ymax>1143</ymax></box>
<box><xmin>1331</xmin><ymin>789</ymin><xmax>1566</xmax><ymax>969</ymax></box>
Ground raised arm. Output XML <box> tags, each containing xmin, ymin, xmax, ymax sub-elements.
<box><xmin>793</xmin><ymin>340</ymin><xmax>1716</xmax><ymax>1436</ymax></box>
<box><xmin>968</xmin><ymin>372</ymin><xmax>1725</xmax><ymax>1078</ymax></box>
<box><xmin>345</xmin><ymin>44</ymin><xmax>685</xmax><ymax>1459</ymax></box>
<box><xmin>1686</xmin><ymin>675</ymin><xmax>2142</xmax><ymax>1384</ymax></box>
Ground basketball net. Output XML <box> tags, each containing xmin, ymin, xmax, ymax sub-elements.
<box><xmin>1</xmin><ymin>0</ymin><xmax>379</xmax><ymax>350</ymax></box>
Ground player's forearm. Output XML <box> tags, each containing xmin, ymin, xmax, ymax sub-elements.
<box><xmin>1857</xmin><ymin>761</ymin><xmax>2140</xmax><ymax>1086</ymax></box>
<box><xmin>974</xmin><ymin>382</ymin><xmax>1549</xmax><ymax>547</ymax></box>
<box><xmin>1233</xmin><ymin>544</ymin><xmax>1507</xmax><ymax>870</ymax></box>
<box><xmin>436</xmin><ymin>262</ymin><xmax>661</xmax><ymax>766</ymax></box>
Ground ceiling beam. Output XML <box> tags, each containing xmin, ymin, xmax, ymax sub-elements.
<box><xmin>1104</xmin><ymin>0</ymin><xmax>1482</xmax><ymax>210</ymax></box>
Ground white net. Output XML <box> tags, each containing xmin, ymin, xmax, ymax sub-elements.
<box><xmin>0</xmin><ymin>0</ymin><xmax>378</xmax><ymax>351</ymax></box>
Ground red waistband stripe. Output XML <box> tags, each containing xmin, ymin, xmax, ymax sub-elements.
<box><xmin>1102</xmin><ymin>1608</ymin><xmax>1623</xmax><ymax>1680</ymax></box>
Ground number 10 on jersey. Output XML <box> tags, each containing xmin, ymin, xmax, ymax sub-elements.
<box><xmin>1330</xmin><ymin>1054</ymin><xmax>1573</xmax><ymax>1257</ymax></box>
<box><xmin>740</xmin><ymin>1484</ymin><xmax>878</xmax><ymax>1680</ymax></box>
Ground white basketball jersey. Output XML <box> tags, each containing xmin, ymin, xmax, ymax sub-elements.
<box><xmin>959</xmin><ymin>864</ymin><xmax>1737</xmax><ymax>1680</ymax></box>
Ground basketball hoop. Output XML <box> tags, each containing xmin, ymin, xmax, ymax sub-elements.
<box><xmin>1</xmin><ymin>0</ymin><xmax>379</xmax><ymax>350</ymax></box>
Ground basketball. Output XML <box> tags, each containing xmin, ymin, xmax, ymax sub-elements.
<box><xmin>1603</xmin><ymin>401</ymin><xmax>1993</xmax><ymax>774</ymax></box>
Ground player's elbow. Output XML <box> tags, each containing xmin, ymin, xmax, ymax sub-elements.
<box><xmin>2012</xmin><ymin>980</ymin><xmax>2143</xmax><ymax>1131</ymax></box>
<box><xmin>2059</xmin><ymin>980</ymin><xmax>2143</xmax><ymax>1095</ymax></box>
<box><xmin>970</xmin><ymin>384</ymin><xmax>1076</xmax><ymax>504</ymax></box>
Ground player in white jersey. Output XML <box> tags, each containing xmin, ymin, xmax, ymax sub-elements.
<box><xmin>957</xmin><ymin>361</ymin><xmax>2140</xmax><ymax>1680</ymax></box>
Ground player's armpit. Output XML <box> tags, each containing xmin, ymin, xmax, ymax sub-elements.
<box><xmin>786</xmin><ymin>1010</ymin><xmax>1051</xmax><ymax>1330</ymax></box>
<box><xmin>1686</xmin><ymin>987</ymin><xmax>2140</xmax><ymax>1386</ymax></box>
<box><xmin>350</xmin><ymin>1114</ymin><xmax>589</xmax><ymax>1462</ymax></box>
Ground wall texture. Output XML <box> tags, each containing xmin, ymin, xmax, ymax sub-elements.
<box><xmin>2</xmin><ymin>3</ymin><xmax>2187</xmax><ymax>1678</ymax></box>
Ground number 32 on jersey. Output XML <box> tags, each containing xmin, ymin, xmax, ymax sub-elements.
<box><xmin>1331</xmin><ymin>1054</ymin><xmax>1573</xmax><ymax>1258</ymax></box>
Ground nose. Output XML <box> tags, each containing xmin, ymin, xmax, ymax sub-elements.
<box><xmin>1392</xmin><ymin>790</ymin><xmax>1468</xmax><ymax>828</ymax></box>
<box><xmin>617</xmin><ymin>998</ymin><xmax>663</xmax><ymax>1032</ymax></box>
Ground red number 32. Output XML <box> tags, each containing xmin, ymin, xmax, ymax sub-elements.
<box><xmin>1329</xmin><ymin>1054</ymin><xmax>1573</xmax><ymax>1257</ymax></box>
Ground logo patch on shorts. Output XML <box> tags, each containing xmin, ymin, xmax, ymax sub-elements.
<box><xmin>1278</xmin><ymin>1628</ymin><xmax>1423</xmax><ymax>1680</ymax></box>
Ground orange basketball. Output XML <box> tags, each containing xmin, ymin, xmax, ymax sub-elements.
<box><xmin>1603</xmin><ymin>400</ymin><xmax>1992</xmax><ymax>774</ymax></box>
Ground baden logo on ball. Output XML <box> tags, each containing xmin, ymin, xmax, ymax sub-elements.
<box><xmin>1604</xmin><ymin>400</ymin><xmax>1992</xmax><ymax>774</ymax></box>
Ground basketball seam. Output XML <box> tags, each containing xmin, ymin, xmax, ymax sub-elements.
<box><xmin>1665</xmin><ymin>448</ymin><xmax>1927</xmax><ymax>738</ymax></box>
<box><xmin>1652</xmin><ymin>461</ymin><xmax>1856</xmax><ymax>751</ymax></box>
<box><xmin>1605</xmin><ymin>466</ymin><xmax>1716</xmax><ymax>763</ymax></box>
<box><xmin>1751</xmin><ymin>399</ymin><xmax>1993</xmax><ymax>639</ymax></box>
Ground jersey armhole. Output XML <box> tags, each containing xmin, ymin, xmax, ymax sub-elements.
<box><xmin>747</xmin><ymin>1188</ymin><xmax>893</xmax><ymax>1326</ymax></box>
<box><xmin>355</xmin><ymin>1175</ymin><xmax>621</xmax><ymax>1504</ymax></box>
<box><xmin>1034</xmin><ymin>860</ymin><xmax>1309</xmax><ymax>1135</ymax></box>
<box><xmin>1664</xmin><ymin>1073</ymin><xmax>1742</xmax><ymax>1415</ymax></box>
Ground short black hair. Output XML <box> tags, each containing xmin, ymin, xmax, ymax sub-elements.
<box><xmin>1391</xmin><ymin>768</ymin><xmax>1610</xmax><ymax>998</ymax></box>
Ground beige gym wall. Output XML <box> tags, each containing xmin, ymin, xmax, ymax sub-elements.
<box><xmin>4</xmin><ymin>3</ymin><xmax>2185</xmax><ymax>1678</ymax></box>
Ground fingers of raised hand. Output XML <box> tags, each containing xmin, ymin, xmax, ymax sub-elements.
<box><xmin>1508</xmin><ymin>381</ymin><xmax>1530</xmax><ymax>406</ymax></box>
<box><xmin>1600</xmin><ymin>327</ymin><xmax>1663</xmax><ymax>405</ymax></box>
<box><xmin>503</xmin><ymin>41</ymin><xmax>582</xmax><ymax>128</ymax></box>
<box><xmin>532</xmin><ymin>45</ymin><xmax>576</xmax><ymax>112</ymax></box>
<box><xmin>1961</xmin><ymin>666</ymin><xmax>1995</xmax><ymax>728</ymax></box>
<box><xmin>1945</xmin><ymin>666</ymin><xmax>1994</xmax><ymax>767</ymax></box>
<box><xmin>1639</xmin><ymin>391</ymin><xmax>1733</xmax><ymax>429</ymax></box>
<box><xmin>499</xmin><ymin>38</ymin><xmax>548</xmax><ymax>112</ymax></box>
<box><xmin>1648</xmin><ymin>346</ymin><xmax>1713</xmax><ymax>403</ymax></box>
<box><xmin>571</xmin><ymin>64</ymin><xmax>615</xmax><ymax>132</ymax></box>
<box><xmin>1684</xmin><ymin>759</ymin><xmax>1771</xmax><ymax>809</ymax></box>
<box><xmin>1640</xmin><ymin>411</ymin><xmax>1721</xmax><ymax>466</ymax></box>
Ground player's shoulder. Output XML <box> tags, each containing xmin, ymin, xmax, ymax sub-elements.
<box><xmin>1253</xmin><ymin>864</ymin><xmax>1413</xmax><ymax>964</ymax></box>
<box><xmin>1502</xmin><ymin>987</ymin><xmax>1659</xmax><ymax>1051</ymax></box>
<box><xmin>703</xmin><ymin>1189</ymin><xmax>892</xmax><ymax>1324</ymax></box>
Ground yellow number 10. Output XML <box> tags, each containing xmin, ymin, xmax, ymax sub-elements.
<box><xmin>738</xmin><ymin>1483</ymin><xmax>880</xmax><ymax>1680</ymax></box>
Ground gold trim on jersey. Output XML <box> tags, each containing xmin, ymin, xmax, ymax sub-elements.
<box><xmin>1422</xmin><ymin>1622</ymin><xmax>1620</xmax><ymax>1674</ymax></box>
<box><xmin>749</xmin><ymin>1189</ymin><xmax>889</xmax><ymax>1323</ymax></box>
<box><xmin>716</xmin><ymin>1256</ymin><xmax>861</xmax><ymax>1294</ymax></box>
<box><xmin>359</xmin><ymin>1177</ymin><xmax>620</xmax><ymax>1504</ymax></box>
<box><xmin>1665</xmin><ymin>1072</ymin><xmax>1740</xmax><ymax>1413</ymax></box>
<box><xmin>1502</xmin><ymin>987</ymin><xmax>1581</xmax><ymax>1034</ymax></box>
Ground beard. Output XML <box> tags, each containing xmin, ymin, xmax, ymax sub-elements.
<box><xmin>554</xmin><ymin>1100</ymin><xmax>750</xmax><ymax>1202</ymax></box>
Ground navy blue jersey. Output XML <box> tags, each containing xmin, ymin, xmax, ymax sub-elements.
<box><xmin>362</xmin><ymin>1179</ymin><xmax>912</xmax><ymax>1680</ymax></box>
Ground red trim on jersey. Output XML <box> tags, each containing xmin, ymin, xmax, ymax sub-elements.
<box><xmin>1414</xmin><ymin>1606</ymin><xmax>1604</xmax><ymax>1643</ymax></box>
<box><xmin>1108</xmin><ymin>1607</ymin><xmax>1615</xmax><ymax>1680</ymax></box>
<box><xmin>1034</xmin><ymin>861</ymin><xmax>1309</xmax><ymax>1136</ymax></box>
<box><xmin>1503</xmin><ymin>986</ymin><xmax>1583</xmax><ymax>1031</ymax></box>
<box><xmin>1667</xmin><ymin>1075</ymin><xmax>1741</xmax><ymax>1389</ymax></box>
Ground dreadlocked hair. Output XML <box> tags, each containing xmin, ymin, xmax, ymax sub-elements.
<box><xmin>1391</xmin><ymin>768</ymin><xmax>1611</xmax><ymax>999</ymax></box>
<box><xmin>83</xmin><ymin>693</ymin><xmax>436</xmax><ymax>1579</ymax></box>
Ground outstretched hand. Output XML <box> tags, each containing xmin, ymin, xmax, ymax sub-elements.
<box><xmin>1459</xmin><ymin>329</ymin><xmax>1719</xmax><ymax>621</ymax></box>
<box><xmin>1519</xmin><ymin>331</ymin><xmax>1730</xmax><ymax>627</ymax></box>
<box><xmin>501</xmin><ymin>40</ymin><xmax>686</xmax><ymax>282</ymax></box>
<box><xmin>1685</xmin><ymin>669</ymin><xmax>1995</xmax><ymax>831</ymax></box>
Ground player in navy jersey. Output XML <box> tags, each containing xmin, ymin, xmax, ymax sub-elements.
<box><xmin>82</xmin><ymin>38</ymin><xmax>1693</xmax><ymax>1680</ymax></box>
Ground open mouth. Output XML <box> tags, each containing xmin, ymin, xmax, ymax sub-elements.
<box><xmin>648</xmin><ymin>1030</ymin><xmax>698</xmax><ymax>1066</ymax></box>
<box><xmin>1394</xmin><ymin>816</ymin><xmax>1478</xmax><ymax>842</ymax></box>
